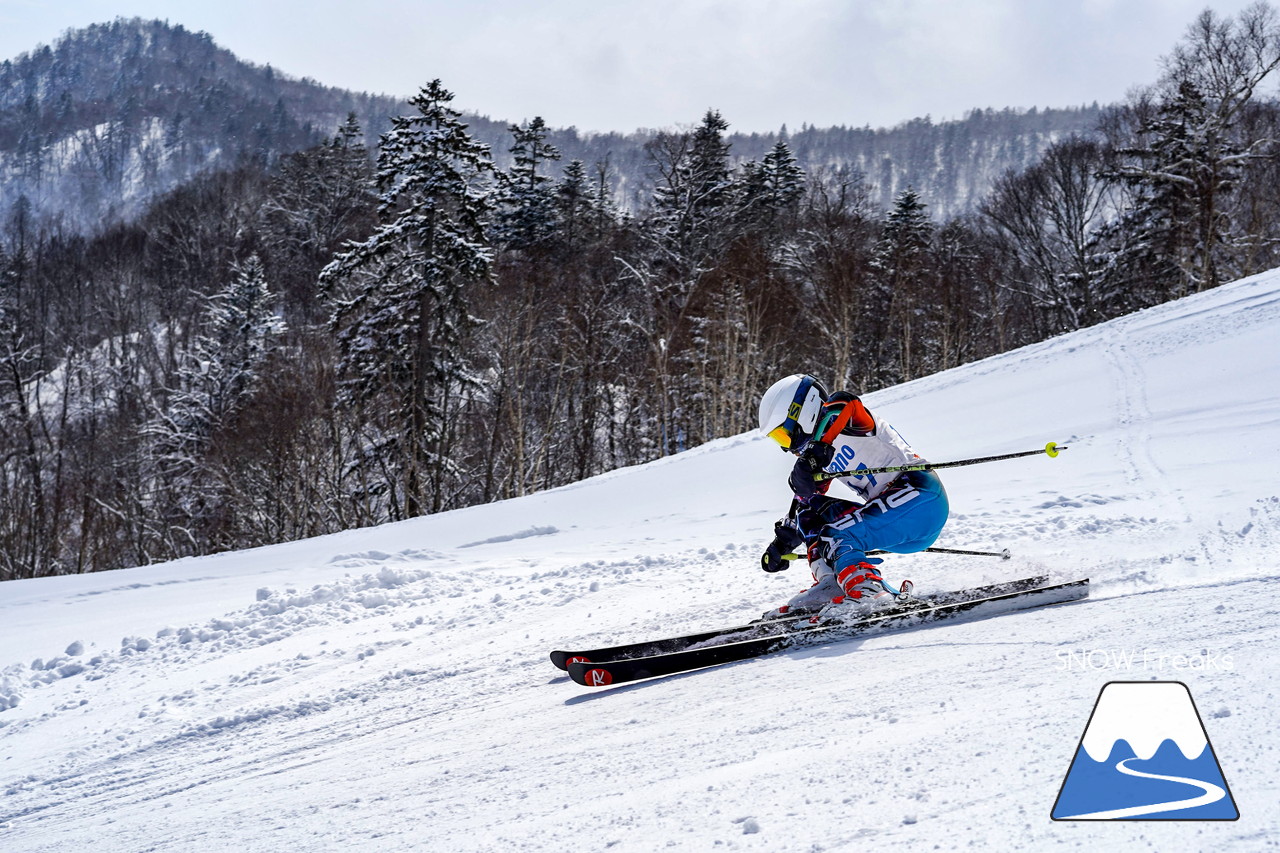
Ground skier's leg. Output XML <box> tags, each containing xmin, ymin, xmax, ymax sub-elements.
<box><xmin>819</xmin><ymin>471</ymin><xmax>949</xmax><ymax>599</ymax></box>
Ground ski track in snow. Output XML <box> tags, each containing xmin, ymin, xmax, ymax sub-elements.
<box><xmin>1103</xmin><ymin>335</ymin><xmax>1159</xmax><ymax>495</ymax></box>
<box><xmin>3</xmin><ymin>269</ymin><xmax>1280</xmax><ymax>850</ymax></box>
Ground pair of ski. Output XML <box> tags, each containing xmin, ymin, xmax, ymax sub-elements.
<box><xmin>551</xmin><ymin>575</ymin><xmax>1089</xmax><ymax>687</ymax></box>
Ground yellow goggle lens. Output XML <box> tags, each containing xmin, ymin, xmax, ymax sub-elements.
<box><xmin>768</xmin><ymin>425</ymin><xmax>793</xmax><ymax>448</ymax></box>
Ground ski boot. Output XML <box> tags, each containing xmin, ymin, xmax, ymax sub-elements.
<box><xmin>758</xmin><ymin>556</ymin><xmax>846</xmax><ymax>621</ymax></box>
<box><xmin>759</xmin><ymin>576</ymin><xmax>844</xmax><ymax>620</ymax></box>
<box><xmin>808</xmin><ymin>563</ymin><xmax>909</xmax><ymax>624</ymax></box>
<box><xmin>836</xmin><ymin>562</ymin><xmax>894</xmax><ymax>601</ymax></box>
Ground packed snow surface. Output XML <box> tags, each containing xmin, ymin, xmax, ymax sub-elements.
<box><xmin>4</xmin><ymin>269</ymin><xmax>1280</xmax><ymax>850</ymax></box>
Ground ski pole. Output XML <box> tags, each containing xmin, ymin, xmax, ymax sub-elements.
<box><xmin>783</xmin><ymin>546</ymin><xmax>1011</xmax><ymax>561</ymax></box>
<box><xmin>816</xmin><ymin>441</ymin><xmax>1067</xmax><ymax>482</ymax></box>
<box><xmin>899</xmin><ymin>546</ymin><xmax>1011</xmax><ymax>560</ymax></box>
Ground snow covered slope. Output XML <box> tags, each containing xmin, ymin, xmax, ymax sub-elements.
<box><xmin>3</xmin><ymin>269</ymin><xmax>1280</xmax><ymax>851</ymax></box>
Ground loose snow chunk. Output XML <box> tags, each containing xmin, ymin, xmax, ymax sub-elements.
<box><xmin>0</xmin><ymin>669</ymin><xmax>23</xmax><ymax>710</ymax></box>
<box><xmin>120</xmin><ymin>636</ymin><xmax>152</xmax><ymax>654</ymax></box>
<box><xmin>375</xmin><ymin>565</ymin><xmax>426</xmax><ymax>588</ymax></box>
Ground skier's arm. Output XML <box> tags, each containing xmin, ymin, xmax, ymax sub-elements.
<box><xmin>789</xmin><ymin>441</ymin><xmax>833</xmax><ymax>499</ymax></box>
<box><xmin>788</xmin><ymin>392</ymin><xmax>876</xmax><ymax>499</ymax></box>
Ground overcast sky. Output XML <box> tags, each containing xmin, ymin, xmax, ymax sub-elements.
<box><xmin>0</xmin><ymin>0</ymin><xmax>1271</xmax><ymax>133</ymax></box>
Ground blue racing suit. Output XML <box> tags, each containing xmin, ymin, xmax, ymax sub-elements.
<box><xmin>782</xmin><ymin>394</ymin><xmax>949</xmax><ymax>577</ymax></box>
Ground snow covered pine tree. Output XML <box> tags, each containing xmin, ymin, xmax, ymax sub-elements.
<box><xmin>320</xmin><ymin>80</ymin><xmax>495</xmax><ymax>518</ymax></box>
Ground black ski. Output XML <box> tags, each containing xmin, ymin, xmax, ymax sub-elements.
<box><xmin>550</xmin><ymin>574</ymin><xmax>1049</xmax><ymax>670</ymax></box>
<box><xmin>566</xmin><ymin>578</ymin><xmax>1088</xmax><ymax>687</ymax></box>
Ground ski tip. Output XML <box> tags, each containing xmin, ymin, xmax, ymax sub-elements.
<box><xmin>1000</xmin><ymin>548</ymin><xmax>1011</xmax><ymax>560</ymax></box>
<box><xmin>549</xmin><ymin>652</ymin><xmax>592</xmax><ymax>670</ymax></box>
<box><xmin>568</xmin><ymin>662</ymin><xmax>615</xmax><ymax>687</ymax></box>
<box><xmin>1045</xmin><ymin>441</ymin><xmax>1067</xmax><ymax>458</ymax></box>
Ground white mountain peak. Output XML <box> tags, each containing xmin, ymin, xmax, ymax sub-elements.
<box><xmin>1080</xmin><ymin>682</ymin><xmax>1208</xmax><ymax>762</ymax></box>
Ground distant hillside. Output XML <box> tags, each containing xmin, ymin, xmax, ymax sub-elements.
<box><xmin>529</xmin><ymin>104</ymin><xmax>1104</xmax><ymax>218</ymax></box>
<box><xmin>0</xmin><ymin>18</ymin><xmax>1104</xmax><ymax>231</ymax></box>
<box><xmin>730</xmin><ymin>106</ymin><xmax>1104</xmax><ymax>216</ymax></box>
<box><xmin>0</xmin><ymin>19</ymin><xmax>406</xmax><ymax>229</ymax></box>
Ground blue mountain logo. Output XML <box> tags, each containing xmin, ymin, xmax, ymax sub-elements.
<box><xmin>1052</xmin><ymin>681</ymin><xmax>1238</xmax><ymax>820</ymax></box>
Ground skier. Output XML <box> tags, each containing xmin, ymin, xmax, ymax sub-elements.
<box><xmin>756</xmin><ymin>374</ymin><xmax>949</xmax><ymax>618</ymax></box>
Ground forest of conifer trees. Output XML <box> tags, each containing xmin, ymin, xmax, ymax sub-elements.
<box><xmin>2</xmin><ymin>5</ymin><xmax>1279</xmax><ymax>578</ymax></box>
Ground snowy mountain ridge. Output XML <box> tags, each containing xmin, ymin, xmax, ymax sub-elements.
<box><xmin>2</xmin><ymin>268</ymin><xmax>1280</xmax><ymax>849</ymax></box>
<box><xmin>2</xmin><ymin>19</ymin><xmax>1099</xmax><ymax>231</ymax></box>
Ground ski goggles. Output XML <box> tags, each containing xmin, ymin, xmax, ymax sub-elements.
<box><xmin>768</xmin><ymin>424</ymin><xmax>796</xmax><ymax>448</ymax></box>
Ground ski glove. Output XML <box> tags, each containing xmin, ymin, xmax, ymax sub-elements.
<box><xmin>788</xmin><ymin>441</ymin><xmax>835</xmax><ymax>500</ymax></box>
<box><xmin>761</xmin><ymin>523</ymin><xmax>804</xmax><ymax>572</ymax></box>
<box><xmin>760</xmin><ymin>542</ymin><xmax>790</xmax><ymax>572</ymax></box>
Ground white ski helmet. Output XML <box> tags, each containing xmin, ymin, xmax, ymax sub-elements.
<box><xmin>758</xmin><ymin>374</ymin><xmax>828</xmax><ymax>449</ymax></box>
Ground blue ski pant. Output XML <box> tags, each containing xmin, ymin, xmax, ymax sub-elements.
<box><xmin>797</xmin><ymin>470</ymin><xmax>949</xmax><ymax>573</ymax></box>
